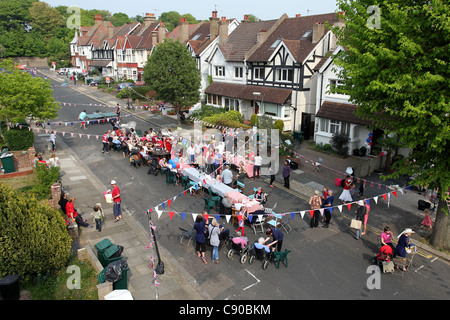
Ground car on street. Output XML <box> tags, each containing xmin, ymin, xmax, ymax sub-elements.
<box><xmin>58</xmin><ymin>68</ymin><xmax>67</xmax><ymax>75</ymax></box>
<box><xmin>117</xmin><ymin>82</ymin><xmax>135</xmax><ymax>91</ymax></box>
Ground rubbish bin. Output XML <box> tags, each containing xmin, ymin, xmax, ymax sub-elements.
<box><xmin>293</xmin><ymin>131</ymin><xmax>303</xmax><ymax>144</ymax></box>
<box><xmin>0</xmin><ymin>274</ymin><xmax>20</xmax><ymax>300</ymax></box>
<box><xmin>98</xmin><ymin>260</ymin><xmax>129</xmax><ymax>290</ymax></box>
<box><xmin>94</xmin><ymin>239</ymin><xmax>113</xmax><ymax>255</ymax></box>
<box><xmin>0</xmin><ymin>149</ymin><xmax>15</xmax><ymax>173</ymax></box>
<box><xmin>99</xmin><ymin>244</ymin><xmax>123</xmax><ymax>267</ymax></box>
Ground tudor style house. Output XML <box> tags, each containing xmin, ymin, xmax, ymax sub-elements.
<box><xmin>204</xmin><ymin>13</ymin><xmax>342</xmax><ymax>135</ymax></box>
<box><xmin>70</xmin><ymin>13</ymin><xmax>167</xmax><ymax>81</ymax></box>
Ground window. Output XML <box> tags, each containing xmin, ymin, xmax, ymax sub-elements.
<box><xmin>225</xmin><ymin>98</ymin><xmax>239</xmax><ymax>111</ymax></box>
<box><xmin>270</xmin><ymin>38</ymin><xmax>282</xmax><ymax>49</ymax></box>
<box><xmin>254</xmin><ymin>67</ymin><xmax>264</xmax><ymax>80</ymax></box>
<box><xmin>320</xmin><ymin>118</ymin><xmax>350</xmax><ymax>136</ymax></box>
<box><xmin>215</xmin><ymin>66</ymin><xmax>225</xmax><ymax>77</ymax></box>
<box><xmin>234</xmin><ymin>67</ymin><xmax>243</xmax><ymax>78</ymax></box>
<box><xmin>329</xmin><ymin>79</ymin><xmax>344</xmax><ymax>90</ymax></box>
<box><xmin>275</xmin><ymin>68</ymin><xmax>293</xmax><ymax>82</ymax></box>
<box><xmin>330</xmin><ymin>120</ymin><xmax>340</xmax><ymax>134</ymax></box>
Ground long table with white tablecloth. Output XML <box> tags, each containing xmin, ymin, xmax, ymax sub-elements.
<box><xmin>181</xmin><ymin>166</ymin><xmax>262</xmax><ymax>213</ymax></box>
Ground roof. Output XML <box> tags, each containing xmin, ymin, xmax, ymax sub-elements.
<box><xmin>205</xmin><ymin>82</ymin><xmax>292</xmax><ymax>105</ymax></box>
<box><xmin>247</xmin><ymin>13</ymin><xmax>339</xmax><ymax>63</ymax></box>
<box><xmin>217</xmin><ymin>19</ymin><xmax>279</xmax><ymax>62</ymax></box>
<box><xmin>316</xmin><ymin>101</ymin><xmax>373</xmax><ymax>126</ymax></box>
<box><xmin>187</xmin><ymin>22</ymin><xmax>215</xmax><ymax>55</ymax></box>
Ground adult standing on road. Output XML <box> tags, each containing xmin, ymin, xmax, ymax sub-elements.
<box><xmin>194</xmin><ymin>214</ymin><xmax>208</xmax><ymax>264</ymax></box>
<box><xmin>222</xmin><ymin>165</ymin><xmax>233</xmax><ymax>187</ymax></box>
<box><xmin>208</xmin><ymin>218</ymin><xmax>223</xmax><ymax>264</ymax></box>
<box><xmin>253</xmin><ymin>153</ymin><xmax>262</xmax><ymax>179</ymax></box>
<box><xmin>49</xmin><ymin>131</ymin><xmax>56</xmax><ymax>151</ymax></box>
<box><xmin>322</xmin><ymin>190</ymin><xmax>334</xmax><ymax>228</ymax></box>
<box><xmin>282</xmin><ymin>160</ymin><xmax>291</xmax><ymax>189</ymax></box>
<box><xmin>309</xmin><ymin>190</ymin><xmax>322</xmax><ymax>228</ymax></box>
<box><xmin>265</xmin><ymin>227</ymin><xmax>284</xmax><ymax>252</ymax></box>
<box><xmin>111</xmin><ymin>180</ymin><xmax>122</xmax><ymax>222</ymax></box>
<box><xmin>102</xmin><ymin>131</ymin><xmax>110</xmax><ymax>154</ymax></box>
<box><xmin>354</xmin><ymin>200</ymin><xmax>366</xmax><ymax>240</ymax></box>
<box><xmin>78</xmin><ymin>110</ymin><xmax>87</xmax><ymax>129</ymax></box>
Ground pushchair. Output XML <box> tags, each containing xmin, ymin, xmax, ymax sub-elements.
<box><xmin>374</xmin><ymin>245</ymin><xmax>394</xmax><ymax>273</ymax></box>
<box><xmin>147</xmin><ymin>157</ymin><xmax>161</xmax><ymax>176</ymax></box>
<box><xmin>227</xmin><ymin>236</ymin><xmax>251</xmax><ymax>264</ymax></box>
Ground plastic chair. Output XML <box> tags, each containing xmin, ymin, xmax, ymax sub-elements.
<box><xmin>189</xmin><ymin>181</ymin><xmax>200</xmax><ymax>198</ymax></box>
<box><xmin>236</xmin><ymin>180</ymin><xmax>245</xmax><ymax>192</ymax></box>
<box><xmin>208</xmin><ymin>187</ymin><xmax>221</xmax><ymax>208</ymax></box>
<box><xmin>166</xmin><ymin>170</ymin><xmax>177</xmax><ymax>186</ymax></box>
<box><xmin>203</xmin><ymin>196</ymin><xmax>217</xmax><ymax>215</ymax></box>
<box><xmin>180</xmin><ymin>175</ymin><xmax>190</xmax><ymax>189</ymax></box>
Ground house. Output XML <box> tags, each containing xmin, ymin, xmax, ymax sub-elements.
<box><xmin>185</xmin><ymin>11</ymin><xmax>239</xmax><ymax>97</ymax></box>
<box><xmin>204</xmin><ymin>13</ymin><xmax>342</xmax><ymax>135</ymax></box>
<box><xmin>70</xmin><ymin>13</ymin><xmax>166</xmax><ymax>81</ymax></box>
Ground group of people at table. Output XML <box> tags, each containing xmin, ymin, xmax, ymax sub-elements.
<box><xmin>103</xmin><ymin>125</ymin><xmax>279</xmax><ymax>235</ymax></box>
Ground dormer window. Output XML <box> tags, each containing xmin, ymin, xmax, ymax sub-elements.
<box><xmin>301</xmin><ymin>30</ymin><xmax>312</xmax><ymax>39</ymax></box>
<box><xmin>270</xmin><ymin>38</ymin><xmax>282</xmax><ymax>49</ymax></box>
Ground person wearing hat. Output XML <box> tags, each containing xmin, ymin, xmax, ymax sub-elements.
<box><xmin>395</xmin><ymin>228</ymin><xmax>415</xmax><ymax>271</ymax></box>
<box><xmin>111</xmin><ymin>180</ymin><xmax>122</xmax><ymax>222</ymax></box>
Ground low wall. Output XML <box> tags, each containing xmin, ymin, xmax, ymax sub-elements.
<box><xmin>13</xmin><ymin>57</ymin><xmax>49</xmax><ymax>67</ymax></box>
<box><xmin>0</xmin><ymin>147</ymin><xmax>35</xmax><ymax>179</ymax></box>
<box><xmin>353</xmin><ymin>154</ymin><xmax>387</xmax><ymax>177</ymax></box>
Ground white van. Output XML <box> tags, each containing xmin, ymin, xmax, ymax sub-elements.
<box><xmin>67</xmin><ymin>68</ymin><xmax>84</xmax><ymax>75</ymax></box>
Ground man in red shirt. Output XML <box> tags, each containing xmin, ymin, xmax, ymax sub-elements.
<box><xmin>111</xmin><ymin>180</ymin><xmax>122</xmax><ymax>222</ymax></box>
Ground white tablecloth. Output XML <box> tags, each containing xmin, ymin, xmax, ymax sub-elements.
<box><xmin>182</xmin><ymin>167</ymin><xmax>234</xmax><ymax>197</ymax></box>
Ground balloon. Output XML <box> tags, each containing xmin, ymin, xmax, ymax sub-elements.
<box><xmin>169</xmin><ymin>159</ymin><xmax>174</xmax><ymax>164</ymax></box>
<box><xmin>368</xmin><ymin>133</ymin><xmax>373</xmax><ymax>137</ymax></box>
<box><xmin>366</xmin><ymin>138</ymin><xmax>371</xmax><ymax>143</ymax></box>
<box><xmin>176</xmin><ymin>163</ymin><xmax>180</xmax><ymax>169</ymax></box>
<box><xmin>174</xmin><ymin>157</ymin><xmax>179</xmax><ymax>163</ymax></box>
<box><xmin>172</xmin><ymin>163</ymin><xmax>177</xmax><ymax>168</ymax></box>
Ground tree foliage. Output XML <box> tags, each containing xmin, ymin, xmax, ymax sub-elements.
<box><xmin>0</xmin><ymin>183</ymin><xmax>72</xmax><ymax>281</ymax></box>
<box><xmin>0</xmin><ymin>58</ymin><xmax>60</xmax><ymax>124</ymax></box>
<box><xmin>332</xmin><ymin>0</ymin><xmax>449</xmax><ymax>248</ymax></box>
<box><xmin>143</xmin><ymin>39</ymin><xmax>201</xmax><ymax>125</ymax></box>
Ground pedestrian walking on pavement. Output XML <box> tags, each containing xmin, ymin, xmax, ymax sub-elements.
<box><xmin>309</xmin><ymin>190</ymin><xmax>322</xmax><ymax>228</ymax></box>
<box><xmin>354</xmin><ymin>200</ymin><xmax>366</xmax><ymax>240</ymax></box>
<box><xmin>78</xmin><ymin>110</ymin><xmax>87</xmax><ymax>129</ymax></box>
<box><xmin>49</xmin><ymin>131</ymin><xmax>56</xmax><ymax>151</ymax></box>
<box><xmin>111</xmin><ymin>180</ymin><xmax>122</xmax><ymax>222</ymax></box>
<box><xmin>282</xmin><ymin>160</ymin><xmax>291</xmax><ymax>189</ymax></box>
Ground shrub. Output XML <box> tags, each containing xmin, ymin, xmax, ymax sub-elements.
<box><xmin>28</xmin><ymin>163</ymin><xmax>61</xmax><ymax>200</ymax></box>
<box><xmin>1</xmin><ymin>125</ymin><xmax>34</xmax><ymax>151</ymax></box>
<box><xmin>250</xmin><ymin>114</ymin><xmax>259</xmax><ymax>127</ymax></box>
<box><xmin>330</xmin><ymin>133</ymin><xmax>349</xmax><ymax>156</ymax></box>
<box><xmin>274</xmin><ymin>119</ymin><xmax>284</xmax><ymax>133</ymax></box>
<box><xmin>0</xmin><ymin>183</ymin><xmax>72</xmax><ymax>282</ymax></box>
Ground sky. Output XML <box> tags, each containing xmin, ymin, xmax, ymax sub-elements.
<box><xmin>43</xmin><ymin>0</ymin><xmax>339</xmax><ymax>21</ymax></box>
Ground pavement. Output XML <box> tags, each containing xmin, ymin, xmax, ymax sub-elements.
<box><xmin>34</xmin><ymin>68</ymin><xmax>449</xmax><ymax>300</ymax></box>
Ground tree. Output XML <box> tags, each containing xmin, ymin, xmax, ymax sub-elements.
<box><xmin>0</xmin><ymin>59</ymin><xmax>60</xmax><ymax>128</ymax></box>
<box><xmin>0</xmin><ymin>183</ymin><xmax>72</xmax><ymax>281</ymax></box>
<box><xmin>28</xmin><ymin>1</ymin><xmax>65</xmax><ymax>41</ymax></box>
<box><xmin>331</xmin><ymin>0</ymin><xmax>450</xmax><ymax>249</ymax></box>
<box><xmin>143</xmin><ymin>39</ymin><xmax>201</xmax><ymax>126</ymax></box>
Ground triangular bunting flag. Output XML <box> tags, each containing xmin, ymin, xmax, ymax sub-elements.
<box><xmin>169</xmin><ymin>212</ymin><xmax>175</xmax><ymax>220</ymax></box>
<box><xmin>181</xmin><ymin>213</ymin><xmax>186</xmax><ymax>220</ymax></box>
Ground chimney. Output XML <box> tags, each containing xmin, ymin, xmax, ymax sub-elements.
<box><xmin>158</xmin><ymin>21</ymin><xmax>166</xmax><ymax>42</ymax></box>
<box><xmin>152</xmin><ymin>29</ymin><xmax>158</xmax><ymax>44</ymax></box>
<box><xmin>295</xmin><ymin>14</ymin><xmax>301</xmax><ymax>17</ymax></box>
<box><xmin>108</xmin><ymin>24</ymin><xmax>114</xmax><ymax>38</ymax></box>
<box><xmin>218</xmin><ymin>17</ymin><xmax>228</xmax><ymax>44</ymax></box>
<box><xmin>242</xmin><ymin>14</ymin><xmax>250</xmax><ymax>23</ymax></box>
<box><xmin>179</xmin><ymin>17</ymin><xmax>189</xmax><ymax>43</ymax></box>
<box><xmin>143</xmin><ymin>13</ymin><xmax>156</xmax><ymax>28</ymax></box>
<box><xmin>94</xmin><ymin>14</ymin><xmax>103</xmax><ymax>26</ymax></box>
<box><xmin>312</xmin><ymin>22</ymin><xmax>325</xmax><ymax>43</ymax></box>
<box><xmin>257</xmin><ymin>29</ymin><xmax>268</xmax><ymax>44</ymax></box>
<box><xmin>209</xmin><ymin>10</ymin><xmax>220</xmax><ymax>38</ymax></box>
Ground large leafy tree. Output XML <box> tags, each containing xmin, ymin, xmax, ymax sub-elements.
<box><xmin>0</xmin><ymin>58</ymin><xmax>60</xmax><ymax>127</ymax></box>
<box><xmin>143</xmin><ymin>39</ymin><xmax>201</xmax><ymax>126</ymax></box>
<box><xmin>331</xmin><ymin>0</ymin><xmax>449</xmax><ymax>249</ymax></box>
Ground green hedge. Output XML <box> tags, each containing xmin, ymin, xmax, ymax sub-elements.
<box><xmin>1</xmin><ymin>124</ymin><xmax>34</xmax><ymax>151</ymax></box>
<box><xmin>0</xmin><ymin>183</ymin><xmax>72</xmax><ymax>282</ymax></box>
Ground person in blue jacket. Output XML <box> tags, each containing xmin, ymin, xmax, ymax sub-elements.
<box><xmin>265</xmin><ymin>227</ymin><xmax>284</xmax><ymax>252</ymax></box>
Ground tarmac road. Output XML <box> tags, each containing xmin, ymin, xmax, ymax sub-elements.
<box><xmin>34</xmin><ymin>68</ymin><xmax>450</xmax><ymax>300</ymax></box>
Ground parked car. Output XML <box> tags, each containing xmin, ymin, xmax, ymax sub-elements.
<box><xmin>57</xmin><ymin>68</ymin><xmax>67</xmax><ymax>75</ymax></box>
<box><xmin>117</xmin><ymin>82</ymin><xmax>135</xmax><ymax>91</ymax></box>
<box><xmin>89</xmin><ymin>77</ymin><xmax>104</xmax><ymax>86</ymax></box>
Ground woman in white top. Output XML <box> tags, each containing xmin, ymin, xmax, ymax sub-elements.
<box><xmin>48</xmin><ymin>154</ymin><xmax>60</xmax><ymax>167</ymax></box>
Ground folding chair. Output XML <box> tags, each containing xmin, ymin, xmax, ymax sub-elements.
<box><xmin>189</xmin><ymin>181</ymin><xmax>200</xmax><ymax>198</ymax></box>
<box><xmin>313</xmin><ymin>157</ymin><xmax>324</xmax><ymax>173</ymax></box>
<box><xmin>279</xmin><ymin>215</ymin><xmax>292</xmax><ymax>233</ymax></box>
<box><xmin>179</xmin><ymin>227</ymin><xmax>195</xmax><ymax>246</ymax></box>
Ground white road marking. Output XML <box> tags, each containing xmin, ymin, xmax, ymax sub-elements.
<box><xmin>243</xmin><ymin>269</ymin><xmax>260</xmax><ymax>291</ymax></box>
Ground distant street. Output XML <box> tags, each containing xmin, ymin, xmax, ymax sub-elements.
<box><xmin>38</xmin><ymin>68</ymin><xmax>450</xmax><ymax>300</ymax></box>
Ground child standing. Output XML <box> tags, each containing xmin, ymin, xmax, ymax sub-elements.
<box><xmin>93</xmin><ymin>204</ymin><xmax>104</xmax><ymax>232</ymax></box>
